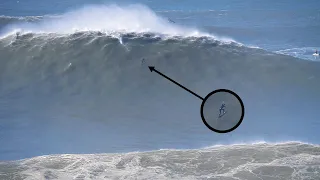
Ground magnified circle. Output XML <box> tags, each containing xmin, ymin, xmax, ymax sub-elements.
<box><xmin>200</xmin><ymin>89</ymin><xmax>244</xmax><ymax>133</ymax></box>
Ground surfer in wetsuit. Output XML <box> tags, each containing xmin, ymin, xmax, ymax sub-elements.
<box><xmin>316</xmin><ymin>50</ymin><xmax>318</xmax><ymax>55</ymax></box>
<box><xmin>141</xmin><ymin>58</ymin><xmax>145</xmax><ymax>65</ymax></box>
<box><xmin>168</xmin><ymin>18</ymin><xmax>175</xmax><ymax>23</ymax></box>
<box><xmin>219</xmin><ymin>102</ymin><xmax>226</xmax><ymax>117</ymax></box>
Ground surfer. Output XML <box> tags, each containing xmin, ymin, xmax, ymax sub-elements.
<box><xmin>141</xmin><ymin>58</ymin><xmax>145</xmax><ymax>65</ymax></box>
<box><xmin>314</xmin><ymin>50</ymin><xmax>319</xmax><ymax>58</ymax></box>
<box><xmin>168</xmin><ymin>18</ymin><xmax>175</xmax><ymax>23</ymax></box>
<box><xmin>219</xmin><ymin>102</ymin><xmax>226</xmax><ymax>117</ymax></box>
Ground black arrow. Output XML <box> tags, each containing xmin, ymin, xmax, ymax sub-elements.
<box><xmin>148</xmin><ymin>66</ymin><xmax>204</xmax><ymax>100</ymax></box>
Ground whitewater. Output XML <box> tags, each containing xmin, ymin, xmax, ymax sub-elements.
<box><xmin>1</xmin><ymin>3</ymin><xmax>320</xmax><ymax>180</ymax></box>
<box><xmin>0</xmin><ymin>4</ymin><xmax>235</xmax><ymax>42</ymax></box>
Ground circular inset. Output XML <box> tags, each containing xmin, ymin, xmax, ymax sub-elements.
<box><xmin>200</xmin><ymin>89</ymin><xmax>244</xmax><ymax>133</ymax></box>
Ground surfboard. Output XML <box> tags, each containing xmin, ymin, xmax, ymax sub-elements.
<box><xmin>218</xmin><ymin>111</ymin><xmax>227</xmax><ymax>118</ymax></box>
<box><xmin>313</xmin><ymin>53</ymin><xmax>319</xmax><ymax>56</ymax></box>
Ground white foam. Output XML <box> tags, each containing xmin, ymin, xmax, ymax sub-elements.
<box><xmin>275</xmin><ymin>47</ymin><xmax>320</xmax><ymax>61</ymax></box>
<box><xmin>0</xmin><ymin>4</ymin><xmax>236</xmax><ymax>43</ymax></box>
<box><xmin>13</xmin><ymin>141</ymin><xmax>319</xmax><ymax>180</ymax></box>
<box><xmin>202</xmin><ymin>140</ymin><xmax>316</xmax><ymax>149</ymax></box>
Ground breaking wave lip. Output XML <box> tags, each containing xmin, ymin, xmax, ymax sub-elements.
<box><xmin>0</xmin><ymin>31</ymin><xmax>243</xmax><ymax>50</ymax></box>
<box><xmin>0</xmin><ymin>4</ymin><xmax>237</xmax><ymax>44</ymax></box>
<box><xmin>1</xmin><ymin>5</ymin><xmax>315</xmax><ymax>61</ymax></box>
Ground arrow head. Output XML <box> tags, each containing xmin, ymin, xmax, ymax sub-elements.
<box><xmin>148</xmin><ymin>66</ymin><xmax>155</xmax><ymax>72</ymax></box>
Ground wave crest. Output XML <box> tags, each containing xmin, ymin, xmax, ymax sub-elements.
<box><xmin>0</xmin><ymin>4</ymin><xmax>236</xmax><ymax>43</ymax></box>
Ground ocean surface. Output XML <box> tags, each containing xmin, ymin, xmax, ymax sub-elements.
<box><xmin>0</xmin><ymin>0</ymin><xmax>320</xmax><ymax>179</ymax></box>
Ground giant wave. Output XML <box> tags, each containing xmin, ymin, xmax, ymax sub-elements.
<box><xmin>1</xmin><ymin>28</ymin><xmax>320</xmax><ymax>156</ymax></box>
<box><xmin>1</xmin><ymin>4</ymin><xmax>320</xmax><ymax>179</ymax></box>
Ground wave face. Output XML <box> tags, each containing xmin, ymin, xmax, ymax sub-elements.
<box><xmin>1</xmin><ymin>29</ymin><xmax>320</xmax><ymax>159</ymax></box>
<box><xmin>0</xmin><ymin>142</ymin><xmax>319</xmax><ymax>180</ymax></box>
